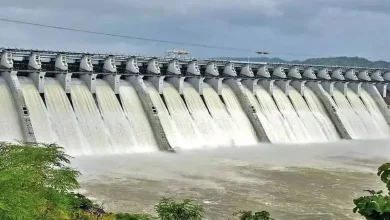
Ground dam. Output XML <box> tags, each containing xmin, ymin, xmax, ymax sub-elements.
<box><xmin>1</xmin><ymin>48</ymin><xmax>390</xmax><ymax>156</ymax></box>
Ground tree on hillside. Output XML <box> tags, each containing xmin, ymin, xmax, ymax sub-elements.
<box><xmin>353</xmin><ymin>163</ymin><xmax>390</xmax><ymax>219</ymax></box>
<box><xmin>0</xmin><ymin>142</ymin><xmax>80</xmax><ymax>219</ymax></box>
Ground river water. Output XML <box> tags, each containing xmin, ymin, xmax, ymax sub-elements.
<box><xmin>72</xmin><ymin>139</ymin><xmax>390</xmax><ymax>220</ymax></box>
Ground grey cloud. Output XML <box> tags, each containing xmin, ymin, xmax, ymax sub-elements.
<box><xmin>0</xmin><ymin>0</ymin><xmax>390</xmax><ymax>60</ymax></box>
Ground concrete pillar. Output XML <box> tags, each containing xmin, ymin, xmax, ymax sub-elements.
<box><xmin>241</xmin><ymin>79</ymin><xmax>259</xmax><ymax>93</ymax></box>
<box><xmin>149</xmin><ymin>76</ymin><xmax>165</xmax><ymax>94</ymax></box>
<box><xmin>291</xmin><ymin>80</ymin><xmax>306</xmax><ymax>96</ymax></box>
<box><xmin>205</xmin><ymin>78</ymin><xmax>223</xmax><ymax>95</ymax></box>
<box><xmin>127</xmin><ymin>75</ymin><xmax>174</xmax><ymax>152</ymax></box>
<box><xmin>349</xmin><ymin>82</ymin><xmax>362</xmax><ymax>96</ymax></box>
<box><xmin>307</xmin><ymin>81</ymin><xmax>351</xmax><ymax>139</ymax></box>
<box><xmin>187</xmin><ymin>77</ymin><xmax>205</xmax><ymax>95</ymax></box>
<box><xmin>275</xmin><ymin>80</ymin><xmax>291</xmax><ymax>95</ymax></box>
<box><xmin>29</xmin><ymin>72</ymin><xmax>46</xmax><ymax>93</ymax></box>
<box><xmin>56</xmin><ymin>72</ymin><xmax>72</xmax><ymax>93</ymax></box>
<box><xmin>335</xmin><ymin>82</ymin><xmax>349</xmax><ymax>96</ymax></box>
<box><xmin>81</xmin><ymin>73</ymin><xmax>97</xmax><ymax>94</ymax></box>
<box><xmin>104</xmin><ymin>73</ymin><xmax>121</xmax><ymax>94</ymax></box>
<box><xmin>376</xmin><ymin>83</ymin><xmax>388</xmax><ymax>98</ymax></box>
<box><xmin>1</xmin><ymin>71</ymin><xmax>36</xmax><ymax>142</ymax></box>
<box><xmin>261</xmin><ymin>80</ymin><xmax>275</xmax><ymax>96</ymax></box>
<box><xmin>363</xmin><ymin>83</ymin><xmax>390</xmax><ymax>124</ymax></box>
<box><xmin>225</xmin><ymin>78</ymin><xmax>269</xmax><ymax>142</ymax></box>
<box><xmin>321</xmin><ymin>81</ymin><xmax>335</xmax><ymax>96</ymax></box>
<box><xmin>166</xmin><ymin>77</ymin><xmax>185</xmax><ymax>95</ymax></box>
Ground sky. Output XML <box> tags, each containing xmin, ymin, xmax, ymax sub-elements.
<box><xmin>0</xmin><ymin>0</ymin><xmax>389</xmax><ymax>61</ymax></box>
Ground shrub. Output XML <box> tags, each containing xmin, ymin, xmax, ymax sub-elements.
<box><xmin>353</xmin><ymin>163</ymin><xmax>390</xmax><ymax>219</ymax></box>
<box><xmin>155</xmin><ymin>197</ymin><xmax>204</xmax><ymax>220</ymax></box>
<box><xmin>233</xmin><ymin>210</ymin><xmax>275</xmax><ymax>220</ymax></box>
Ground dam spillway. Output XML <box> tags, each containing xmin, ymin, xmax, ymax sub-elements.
<box><xmin>1</xmin><ymin>48</ymin><xmax>390</xmax><ymax>155</ymax></box>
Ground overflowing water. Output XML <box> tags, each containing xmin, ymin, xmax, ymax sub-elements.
<box><xmin>95</xmin><ymin>79</ymin><xmax>138</xmax><ymax>153</ymax></box>
<box><xmin>332</xmin><ymin>89</ymin><xmax>369</xmax><ymax>139</ymax></box>
<box><xmin>144</xmin><ymin>80</ymin><xmax>180</xmax><ymax>148</ymax></box>
<box><xmin>0</xmin><ymin>76</ymin><xmax>23</xmax><ymax>142</ymax></box>
<box><xmin>70</xmin><ymin>78</ymin><xmax>113</xmax><ymax>154</ymax></box>
<box><xmin>182</xmin><ymin>82</ymin><xmax>228</xmax><ymax>147</ymax></box>
<box><xmin>19</xmin><ymin>76</ymin><xmax>56</xmax><ymax>143</ymax></box>
<box><xmin>162</xmin><ymin>81</ymin><xmax>202</xmax><ymax>149</ymax></box>
<box><xmin>360</xmin><ymin>88</ymin><xmax>390</xmax><ymax>137</ymax></box>
<box><xmin>243</xmin><ymin>84</ymin><xmax>289</xmax><ymax>143</ymax></box>
<box><xmin>221</xmin><ymin>84</ymin><xmax>258</xmax><ymax>145</ymax></box>
<box><xmin>346</xmin><ymin>88</ymin><xmax>385</xmax><ymax>139</ymax></box>
<box><xmin>119</xmin><ymin>80</ymin><xmax>158</xmax><ymax>152</ymax></box>
<box><xmin>303</xmin><ymin>87</ymin><xmax>340</xmax><ymax>141</ymax></box>
<box><xmin>202</xmin><ymin>83</ymin><xmax>237</xmax><ymax>145</ymax></box>
<box><xmin>254</xmin><ymin>85</ymin><xmax>296</xmax><ymax>143</ymax></box>
<box><xmin>289</xmin><ymin>87</ymin><xmax>328</xmax><ymax>142</ymax></box>
<box><xmin>272</xmin><ymin>86</ymin><xmax>310</xmax><ymax>143</ymax></box>
<box><xmin>44</xmin><ymin>77</ymin><xmax>89</xmax><ymax>155</ymax></box>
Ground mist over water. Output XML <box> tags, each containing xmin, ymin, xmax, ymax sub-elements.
<box><xmin>72</xmin><ymin>139</ymin><xmax>390</xmax><ymax>220</ymax></box>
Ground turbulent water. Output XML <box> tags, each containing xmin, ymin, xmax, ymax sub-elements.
<box><xmin>272</xmin><ymin>86</ymin><xmax>310</xmax><ymax>143</ymax></box>
<box><xmin>254</xmin><ymin>85</ymin><xmax>296</xmax><ymax>143</ymax></box>
<box><xmin>289</xmin><ymin>87</ymin><xmax>328</xmax><ymax>142</ymax></box>
<box><xmin>71</xmin><ymin>78</ymin><xmax>113</xmax><ymax>154</ymax></box>
<box><xmin>360</xmin><ymin>88</ymin><xmax>390</xmax><ymax>137</ymax></box>
<box><xmin>73</xmin><ymin>139</ymin><xmax>390</xmax><ymax>220</ymax></box>
<box><xmin>44</xmin><ymin>77</ymin><xmax>89</xmax><ymax>155</ymax></box>
<box><xmin>303</xmin><ymin>87</ymin><xmax>340</xmax><ymax>141</ymax></box>
<box><xmin>221</xmin><ymin>84</ymin><xmax>258</xmax><ymax>146</ymax></box>
<box><xmin>162</xmin><ymin>81</ymin><xmax>202</xmax><ymax>149</ymax></box>
<box><xmin>182</xmin><ymin>82</ymin><xmax>228</xmax><ymax>147</ymax></box>
<box><xmin>0</xmin><ymin>76</ymin><xmax>23</xmax><ymax>142</ymax></box>
<box><xmin>119</xmin><ymin>80</ymin><xmax>158</xmax><ymax>152</ymax></box>
<box><xmin>145</xmin><ymin>80</ymin><xmax>180</xmax><ymax>148</ymax></box>
<box><xmin>332</xmin><ymin>89</ymin><xmax>369</xmax><ymax>139</ymax></box>
<box><xmin>19</xmin><ymin>76</ymin><xmax>56</xmax><ymax>143</ymax></box>
<box><xmin>346</xmin><ymin>88</ymin><xmax>385</xmax><ymax>139</ymax></box>
<box><xmin>95</xmin><ymin>79</ymin><xmax>138</xmax><ymax>153</ymax></box>
<box><xmin>202</xmin><ymin>83</ymin><xmax>237</xmax><ymax>146</ymax></box>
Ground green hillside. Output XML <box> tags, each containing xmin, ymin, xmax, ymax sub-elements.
<box><xmin>215</xmin><ymin>56</ymin><xmax>390</xmax><ymax>68</ymax></box>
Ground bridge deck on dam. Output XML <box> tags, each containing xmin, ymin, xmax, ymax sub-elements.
<box><xmin>1</xmin><ymin>48</ymin><xmax>390</xmax><ymax>156</ymax></box>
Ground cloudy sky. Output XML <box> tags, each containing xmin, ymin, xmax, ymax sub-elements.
<box><xmin>0</xmin><ymin>0</ymin><xmax>389</xmax><ymax>61</ymax></box>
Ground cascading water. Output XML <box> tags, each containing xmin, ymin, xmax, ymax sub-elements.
<box><xmin>44</xmin><ymin>77</ymin><xmax>90</xmax><ymax>155</ymax></box>
<box><xmin>221</xmin><ymin>83</ymin><xmax>258</xmax><ymax>146</ymax></box>
<box><xmin>332</xmin><ymin>89</ymin><xmax>368</xmax><ymax>139</ymax></box>
<box><xmin>243</xmin><ymin>84</ymin><xmax>290</xmax><ymax>143</ymax></box>
<box><xmin>144</xmin><ymin>80</ymin><xmax>180</xmax><ymax>148</ymax></box>
<box><xmin>182</xmin><ymin>82</ymin><xmax>229</xmax><ymax>147</ymax></box>
<box><xmin>95</xmin><ymin>79</ymin><xmax>138</xmax><ymax>153</ymax></box>
<box><xmin>288</xmin><ymin>87</ymin><xmax>328</xmax><ymax>142</ymax></box>
<box><xmin>70</xmin><ymin>78</ymin><xmax>114</xmax><ymax>154</ymax></box>
<box><xmin>272</xmin><ymin>86</ymin><xmax>310</xmax><ymax>143</ymax></box>
<box><xmin>202</xmin><ymin>83</ymin><xmax>237</xmax><ymax>145</ymax></box>
<box><xmin>360</xmin><ymin>88</ymin><xmax>390</xmax><ymax>137</ymax></box>
<box><xmin>346</xmin><ymin>88</ymin><xmax>387</xmax><ymax>139</ymax></box>
<box><xmin>0</xmin><ymin>76</ymin><xmax>24</xmax><ymax>142</ymax></box>
<box><xmin>254</xmin><ymin>85</ymin><xmax>295</xmax><ymax>143</ymax></box>
<box><xmin>303</xmin><ymin>87</ymin><xmax>340</xmax><ymax>141</ymax></box>
<box><xmin>19</xmin><ymin>76</ymin><xmax>56</xmax><ymax>143</ymax></box>
<box><xmin>119</xmin><ymin>80</ymin><xmax>159</xmax><ymax>152</ymax></box>
<box><xmin>162</xmin><ymin>81</ymin><xmax>202</xmax><ymax>149</ymax></box>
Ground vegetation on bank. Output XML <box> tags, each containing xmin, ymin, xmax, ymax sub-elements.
<box><xmin>2</xmin><ymin>141</ymin><xmax>390</xmax><ymax>219</ymax></box>
<box><xmin>0</xmin><ymin>142</ymin><xmax>274</xmax><ymax>220</ymax></box>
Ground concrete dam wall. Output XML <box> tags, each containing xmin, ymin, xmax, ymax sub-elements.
<box><xmin>1</xmin><ymin>49</ymin><xmax>390</xmax><ymax>156</ymax></box>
